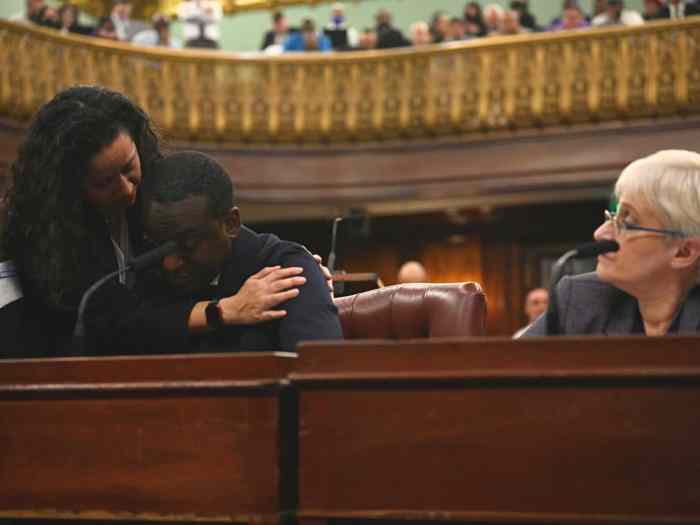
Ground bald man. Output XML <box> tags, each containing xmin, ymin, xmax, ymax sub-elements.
<box><xmin>397</xmin><ymin>261</ymin><xmax>429</xmax><ymax>284</ymax></box>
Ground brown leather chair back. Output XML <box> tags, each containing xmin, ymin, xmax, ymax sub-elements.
<box><xmin>334</xmin><ymin>282</ymin><xmax>486</xmax><ymax>339</ymax></box>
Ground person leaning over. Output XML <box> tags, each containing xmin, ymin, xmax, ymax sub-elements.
<box><xmin>137</xmin><ymin>151</ymin><xmax>343</xmax><ymax>353</ymax></box>
<box><xmin>523</xmin><ymin>150</ymin><xmax>700</xmax><ymax>337</ymax></box>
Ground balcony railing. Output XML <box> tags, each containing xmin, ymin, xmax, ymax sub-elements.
<box><xmin>1</xmin><ymin>18</ymin><xmax>699</xmax><ymax>144</ymax></box>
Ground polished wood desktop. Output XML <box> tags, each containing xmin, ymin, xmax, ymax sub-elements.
<box><xmin>293</xmin><ymin>336</ymin><xmax>700</xmax><ymax>525</ymax></box>
<box><xmin>0</xmin><ymin>352</ymin><xmax>297</xmax><ymax>524</ymax></box>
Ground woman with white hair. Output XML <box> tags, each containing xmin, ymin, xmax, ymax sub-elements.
<box><xmin>523</xmin><ymin>150</ymin><xmax>700</xmax><ymax>336</ymax></box>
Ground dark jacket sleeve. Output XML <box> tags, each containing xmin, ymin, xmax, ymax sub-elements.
<box><xmin>275</xmin><ymin>248</ymin><xmax>343</xmax><ymax>352</ymax></box>
<box><xmin>519</xmin><ymin>277</ymin><xmax>572</xmax><ymax>337</ymax></box>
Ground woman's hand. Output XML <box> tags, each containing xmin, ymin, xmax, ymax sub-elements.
<box><xmin>218</xmin><ymin>266</ymin><xmax>306</xmax><ymax>324</ymax></box>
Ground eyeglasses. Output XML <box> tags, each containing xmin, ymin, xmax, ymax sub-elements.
<box><xmin>603</xmin><ymin>210</ymin><xmax>686</xmax><ymax>238</ymax></box>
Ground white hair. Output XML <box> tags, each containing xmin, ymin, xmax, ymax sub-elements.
<box><xmin>483</xmin><ymin>4</ymin><xmax>505</xmax><ymax>18</ymax></box>
<box><xmin>615</xmin><ymin>150</ymin><xmax>700</xmax><ymax>238</ymax></box>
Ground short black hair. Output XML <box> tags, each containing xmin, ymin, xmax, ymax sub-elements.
<box><xmin>273</xmin><ymin>11</ymin><xmax>284</xmax><ymax>23</ymax></box>
<box><xmin>144</xmin><ymin>151</ymin><xmax>234</xmax><ymax>219</ymax></box>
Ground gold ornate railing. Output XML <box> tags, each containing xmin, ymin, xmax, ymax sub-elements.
<box><xmin>1</xmin><ymin>18</ymin><xmax>699</xmax><ymax>144</ymax></box>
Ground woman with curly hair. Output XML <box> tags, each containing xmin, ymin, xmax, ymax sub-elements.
<box><xmin>2</xmin><ymin>86</ymin><xmax>326</xmax><ymax>357</ymax></box>
<box><xmin>2</xmin><ymin>86</ymin><xmax>161</xmax><ymax>355</ymax></box>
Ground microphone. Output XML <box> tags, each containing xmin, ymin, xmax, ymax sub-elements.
<box><xmin>327</xmin><ymin>217</ymin><xmax>343</xmax><ymax>274</ymax></box>
<box><xmin>72</xmin><ymin>241</ymin><xmax>177</xmax><ymax>352</ymax></box>
<box><xmin>545</xmin><ymin>240</ymin><xmax>619</xmax><ymax>335</ymax></box>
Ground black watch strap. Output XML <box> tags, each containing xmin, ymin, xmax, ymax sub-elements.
<box><xmin>205</xmin><ymin>300</ymin><xmax>224</xmax><ymax>329</ymax></box>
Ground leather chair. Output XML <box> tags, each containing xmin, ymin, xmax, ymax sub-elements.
<box><xmin>334</xmin><ymin>282</ymin><xmax>486</xmax><ymax>339</ymax></box>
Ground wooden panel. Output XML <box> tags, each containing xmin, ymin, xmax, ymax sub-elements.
<box><xmin>0</xmin><ymin>353</ymin><xmax>296</xmax><ymax>524</ymax></box>
<box><xmin>294</xmin><ymin>337</ymin><xmax>700</xmax><ymax>524</ymax></box>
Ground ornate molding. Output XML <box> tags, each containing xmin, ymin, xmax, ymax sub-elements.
<box><xmin>72</xmin><ymin>0</ymin><xmax>338</xmax><ymax>18</ymax></box>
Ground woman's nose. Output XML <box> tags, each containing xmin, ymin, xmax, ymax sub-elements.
<box><xmin>594</xmin><ymin>220</ymin><xmax>614</xmax><ymax>241</ymax></box>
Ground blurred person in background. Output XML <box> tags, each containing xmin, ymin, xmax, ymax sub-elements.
<box><xmin>510</xmin><ymin>0</ymin><xmax>539</xmax><ymax>30</ymax></box>
<box><xmin>429</xmin><ymin>11</ymin><xmax>451</xmax><ymax>43</ymax></box>
<box><xmin>497</xmin><ymin>9</ymin><xmax>528</xmax><ymax>35</ymax></box>
<box><xmin>324</xmin><ymin>2</ymin><xmax>358</xmax><ymax>50</ymax></box>
<box><xmin>464</xmin><ymin>2</ymin><xmax>488</xmax><ymax>37</ymax></box>
<box><xmin>178</xmin><ymin>0</ymin><xmax>223</xmax><ymax>47</ymax></box>
<box><xmin>375</xmin><ymin>8</ymin><xmax>410</xmax><ymax>48</ymax></box>
<box><xmin>550</xmin><ymin>3</ymin><xmax>590</xmax><ymax>30</ymax></box>
<box><xmin>284</xmin><ymin>18</ymin><xmax>332</xmax><ymax>52</ymax></box>
<box><xmin>658</xmin><ymin>0</ymin><xmax>700</xmax><ymax>19</ymax></box>
<box><xmin>111</xmin><ymin>0</ymin><xmax>145</xmax><ymax>41</ymax></box>
<box><xmin>11</xmin><ymin>0</ymin><xmax>45</xmax><ymax>24</ymax></box>
<box><xmin>513</xmin><ymin>288</ymin><xmax>549</xmax><ymax>337</ymax></box>
<box><xmin>483</xmin><ymin>4</ymin><xmax>505</xmax><ymax>34</ymax></box>
<box><xmin>409</xmin><ymin>21</ymin><xmax>432</xmax><ymax>46</ymax></box>
<box><xmin>356</xmin><ymin>28</ymin><xmax>378</xmax><ymax>50</ymax></box>
<box><xmin>592</xmin><ymin>0</ymin><xmax>644</xmax><ymax>26</ymax></box>
<box><xmin>94</xmin><ymin>16</ymin><xmax>119</xmax><ymax>40</ymax></box>
<box><xmin>58</xmin><ymin>3</ymin><xmax>93</xmax><ymax>36</ymax></box>
<box><xmin>448</xmin><ymin>17</ymin><xmax>468</xmax><ymax>41</ymax></box>
<box><xmin>397</xmin><ymin>261</ymin><xmax>428</xmax><ymax>284</ymax></box>
<box><xmin>260</xmin><ymin>11</ymin><xmax>289</xmax><ymax>51</ymax></box>
<box><xmin>133</xmin><ymin>14</ymin><xmax>182</xmax><ymax>48</ymax></box>
<box><xmin>642</xmin><ymin>0</ymin><xmax>664</xmax><ymax>20</ymax></box>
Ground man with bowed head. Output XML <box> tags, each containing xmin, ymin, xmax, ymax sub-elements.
<box><xmin>138</xmin><ymin>151</ymin><xmax>343</xmax><ymax>353</ymax></box>
<box><xmin>523</xmin><ymin>150</ymin><xmax>700</xmax><ymax>336</ymax></box>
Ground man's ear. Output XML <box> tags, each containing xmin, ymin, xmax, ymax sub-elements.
<box><xmin>671</xmin><ymin>238</ymin><xmax>700</xmax><ymax>271</ymax></box>
<box><xmin>223</xmin><ymin>207</ymin><xmax>241</xmax><ymax>239</ymax></box>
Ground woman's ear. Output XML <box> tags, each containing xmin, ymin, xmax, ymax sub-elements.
<box><xmin>671</xmin><ymin>238</ymin><xmax>700</xmax><ymax>271</ymax></box>
<box><xmin>223</xmin><ymin>207</ymin><xmax>241</xmax><ymax>239</ymax></box>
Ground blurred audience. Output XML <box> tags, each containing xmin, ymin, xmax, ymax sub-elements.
<box><xmin>324</xmin><ymin>2</ymin><xmax>358</xmax><ymax>50</ymax></box>
<box><xmin>643</xmin><ymin>0</ymin><xmax>664</xmax><ymax>20</ymax></box>
<box><xmin>110</xmin><ymin>0</ymin><xmax>145</xmax><ymax>41</ymax></box>
<box><xmin>550</xmin><ymin>3</ymin><xmax>590</xmax><ymax>31</ymax></box>
<box><xmin>448</xmin><ymin>17</ymin><xmax>468</xmax><ymax>41</ymax></box>
<box><xmin>513</xmin><ymin>287</ymin><xmax>549</xmax><ymax>337</ymax></box>
<box><xmin>261</xmin><ymin>11</ymin><xmax>289</xmax><ymax>51</ymax></box>
<box><xmin>375</xmin><ymin>8</ymin><xmax>411</xmax><ymax>49</ymax></box>
<box><xmin>496</xmin><ymin>9</ymin><xmax>528</xmax><ymax>36</ymax></box>
<box><xmin>464</xmin><ymin>2</ymin><xmax>488</xmax><ymax>37</ymax></box>
<box><xmin>284</xmin><ymin>18</ymin><xmax>332</xmax><ymax>52</ymax></box>
<box><xmin>592</xmin><ymin>0</ymin><xmax>644</xmax><ymax>26</ymax></box>
<box><xmin>356</xmin><ymin>28</ymin><xmax>378</xmax><ymax>50</ymax></box>
<box><xmin>178</xmin><ymin>0</ymin><xmax>223</xmax><ymax>47</ymax></box>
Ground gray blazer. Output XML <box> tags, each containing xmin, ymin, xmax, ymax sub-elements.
<box><xmin>521</xmin><ymin>272</ymin><xmax>700</xmax><ymax>336</ymax></box>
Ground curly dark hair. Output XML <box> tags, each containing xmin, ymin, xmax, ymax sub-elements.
<box><xmin>1</xmin><ymin>86</ymin><xmax>162</xmax><ymax>308</ymax></box>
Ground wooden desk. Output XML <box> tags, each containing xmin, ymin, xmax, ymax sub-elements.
<box><xmin>0</xmin><ymin>352</ymin><xmax>297</xmax><ymax>524</ymax></box>
<box><xmin>293</xmin><ymin>336</ymin><xmax>700</xmax><ymax>525</ymax></box>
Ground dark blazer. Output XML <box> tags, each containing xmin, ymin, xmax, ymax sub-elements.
<box><xmin>658</xmin><ymin>3</ymin><xmax>700</xmax><ymax>18</ymax></box>
<box><xmin>521</xmin><ymin>272</ymin><xmax>700</xmax><ymax>336</ymax></box>
<box><xmin>87</xmin><ymin>226</ymin><xmax>342</xmax><ymax>355</ymax></box>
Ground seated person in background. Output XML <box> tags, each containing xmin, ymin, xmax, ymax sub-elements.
<box><xmin>549</xmin><ymin>3</ymin><xmax>590</xmax><ymax>30</ymax></box>
<box><xmin>260</xmin><ymin>11</ymin><xmax>289</xmax><ymax>51</ymax></box>
<box><xmin>324</xmin><ymin>2</ymin><xmax>358</xmax><ymax>50</ymax></box>
<box><xmin>355</xmin><ymin>28</ymin><xmax>378</xmax><ymax>50</ymax></box>
<box><xmin>178</xmin><ymin>0</ymin><xmax>222</xmax><ymax>47</ymax></box>
<box><xmin>139</xmin><ymin>151</ymin><xmax>343</xmax><ymax>353</ymax></box>
<box><xmin>523</xmin><ymin>150</ymin><xmax>700</xmax><ymax>337</ymax></box>
<box><xmin>409</xmin><ymin>21</ymin><xmax>432</xmax><ymax>46</ymax></box>
<box><xmin>429</xmin><ymin>11</ymin><xmax>451</xmax><ymax>43</ymax></box>
<box><xmin>447</xmin><ymin>17</ymin><xmax>468</xmax><ymax>41</ymax></box>
<box><xmin>643</xmin><ymin>0</ymin><xmax>664</xmax><ymax>20</ymax></box>
<box><xmin>110</xmin><ymin>0</ymin><xmax>146</xmax><ymax>42</ymax></box>
<box><xmin>133</xmin><ymin>14</ymin><xmax>182</xmax><ymax>48</ymax></box>
<box><xmin>592</xmin><ymin>0</ymin><xmax>644</xmax><ymax>26</ymax></box>
<box><xmin>284</xmin><ymin>19</ymin><xmax>332</xmax><ymax>52</ymax></box>
<box><xmin>10</xmin><ymin>0</ymin><xmax>44</xmax><ymax>24</ymax></box>
<box><xmin>510</xmin><ymin>0</ymin><xmax>539</xmax><ymax>31</ymax></box>
<box><xmin>496</xmin><ymin>9</ymin><xmax>529</xmax><ymax>35</ymax></box>
<box><xmin>658</xmin><ymin>0</ymin><xmax>700</xmax><ymax>19</ymax></box>
<box><xmin>94</xmin><ymin>16</ymin><xmax>119</xmax><ymax>40</ymax></box>
<box><xmin>464</xmin><ymin>2</ymin><xmax>488</xmax><ymax>37</ymax></box>
<box><xmin>57</xmin><ymin>3</ymin><xmax>93</xmax><ymax>35</ymax></box>
<box><xmin>513</xmin><ymin>288</ymin><xmax>548</xmax><ymax>337</ymax></box>
<box><xmin>375</xmin><ymin>9</ymin><xmax>410</xmax><ymax>48</ymax></box>
<box><xmin>397</xmin><ymin>261</ymin><xmax>428</xmax><ymax>284</ymax></box>
<box><xmin>483</xmin><ymin>4</ymin><xmax>505</xmax><ymax>34</ymax></box>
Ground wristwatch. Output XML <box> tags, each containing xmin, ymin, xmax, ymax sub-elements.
<box><xmin>205</xmin><ymin>300</ymin><xmax>224</xmax><ymax>329</ymax></box>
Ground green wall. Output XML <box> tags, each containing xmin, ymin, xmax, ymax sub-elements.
<box><xmin>1</xmin><ymin>0</ymin><xmax>647</xmax><ymax>52</ymax></box>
